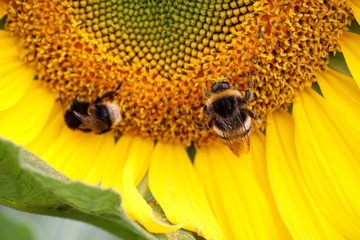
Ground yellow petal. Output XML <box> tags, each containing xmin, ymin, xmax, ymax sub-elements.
<box><xmin>119</xmin><ymin>137</ymin><xmax>180</xmax><ymax>233</ymax></box>
<box><xmin>149</xmin><ymin>142</ymin><xmax>222</xmax><ymax>239</ymax></box>
<box><xmin>60</xmin><ymin>133</ymin><xmax>114</xmax><ymax>181</ymax></box>
<box><xmin>339</xmin><ymin>31</ymin><xmax>360</xmax><ymax>88</ymax></box>
<box><xmin>101</xmin><ymin>136</ymin><xmax>179</xmax><ymax>233</ymax></box>
<box><xmin>240</xmin><ymin>132</ymin><xmax>291</xmax><ymax>239</ymax></box>
<box><xmin>0</xmin><ymin>81</ymin><xmax>55</xmax><ymax>145</ymax></box>
<box><xmin>0</xmin><ymin>31</ymin><xmax>26</xmax><ymax>66</ymax></box>
<box><xmin>293</xmin><ymin>88</ymin><xmax>360</xmax><ymax>239</ymax></box>
<box><xmin>100</xmin><ymin>135</ymin><xmax>132</xmax><ymax>189</ymax></box>
<box><xmin>0</xmin><ymin>63</ymin><xmax>34</xmax><ymax>111</ymax></box>
<box><xmin>25</xmin><ymin>103</ymin><xmax>65</xmax><ymax>157</ymax></box>
<box><xmin>34</xmin><ymin>128</ymin><xmax>95</xmax><ymax>178</ymax></box>
<box><xmin>0</xmin><ymin>41</ymin><xmax>24</xmax><ymax>62</ymax></box>
<box><xmin>0</xmin><ymin>32</ymin><xmax>50</xmax><ymax>145</ymax></box>
<box><xmin>195</xmin><ymin>135</ymin><xmax>290</xmax><ymax>240</ymax></box>
<box><xmin>241</xmin><ymin>131</ymin><xmax>276</xmax><ymax>197</ymax></box>
<box><xmin>348</xmin><ymin>0</ymin><xmax>360</xmax><ymax>23</ymax></box>
<box><xmin>27</xmin><ymin>102</ymin><xmax>116</xmax><ymax>185</ymax></box>
<box><xmin>0</xmin><ymin>31</ymin><xmax>34</xmax><ymax>111</ymax></box>
<box><xmin>239</xmin><ymin>132</ymin><xmax>291</xmax><ymax>239</ymax></box>
<box><xmin>80</xmin><ymin>135</ymin><xmax>117</xmax><ymax>185</ymax></box>
<box><xmin>266</xmin><ymin>110</ymin><xmax>345</xmax><ymax>239</ymax></box>
<box><xmin>316</xmin><ymin>68</ymin><xmax>360</xmax><ymax>156</ymax></box>
<box><xmin>26</xmin><ymin>104</ymin><xmax>109</xmax><ymax>185</ymax></box>
<box><xmin>317</xmin><ymin>68</ymin><xmax>360</xmax><ymax>110</ymax></box>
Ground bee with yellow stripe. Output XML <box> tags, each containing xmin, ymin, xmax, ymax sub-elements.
<box><xmin>203</xmin><ymin>79</ymin><xmax>260</xmax><ymax>156</ymax></box>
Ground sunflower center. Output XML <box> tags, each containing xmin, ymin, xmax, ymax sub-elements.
<box><xmin>5</xmin><ymin>0</ymin><xmax>352</xmax><ymax>146</ymax></box>
<box><xmin>70</xmin><ymin>0</ymin><xmax>256</xmax><ymax>77</ymax></box>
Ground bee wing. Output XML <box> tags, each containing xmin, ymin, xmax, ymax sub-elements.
<box><xmin>218</xmin><ymin>112</ymin><xmax>251</xmax><ymax>157</ymax></box>
<box><xmin>232</xmin><ymin>111</ymin><xmax>251</xmax><ymax>156</ymax></box>
<box><xmin>72</xmin><ymin>111</ymin><xmax>109</xmax><ymax>133</ymax></box>
<box><xmin>222</xmin><ymin>132</ymin><xmax>250</xmax><ymax>157</ymax></box>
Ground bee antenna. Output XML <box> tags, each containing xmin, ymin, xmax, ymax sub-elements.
<box><xmin>115</xmin><ymin>81</ymin><xmax>123</xmax><ymax>91</ymax></box>
<box><xmin>73</xmin><ymin>92</ymin><xmax>80</xmax><ymax>104</ymax></box>
<box><xmin>58</xmin><ymin>89</ymin><xmax>64</xmax><ymax>109</ymax></box>
<box><xmin>95</xmin><ymin>74</ymin><xmax>127</xmax><ymax>103</ymax></box>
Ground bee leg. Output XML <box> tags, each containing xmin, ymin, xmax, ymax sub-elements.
<box><xmin>238</xmin><ymin>81</ymin><xmax>254</xmax><ymax>104</ymax></box>
<box><xmin>244</xmin><ymin>89</ymin><xmax>252</xmax><ymax>102</ymax></box>
<box><xmin>95</xmin><ymin>81</ymin><xmax>124</xmax><ymax>103</ymax></box>
<box><xmin>241</xmin><ymin>108</ymin><xmax>262</xmax><ymax>124</ymax></box>
<box><xmin>244</xmin><ymin>108</ymin><xmax>258</xmax><ymax>119</ymax></box>
<box><xmin>96</xmin><ymin>128</ymin><xmax>111</xmax><ymax>134</ymax></box>
<box><xmin>95</xmin><ymin>89</ymin><xmax>117</xmax><ymax>103</ymax></box>
<box><xmin>192</xmin><ymin>120</ymin><xmax>204</xmax><ymax>128</ymax></box>
<box><xmin>73</xmin><ymin>92</ymin><xmax>80</xmax><ymax>105</ymax></box>
<box><xmin>237</xmin><ymin>89</ymin><xmax>253</xmax><ymax>105</ymax></box>
<box><xmin>244</xmin><ymin>80</ymin><xmax>254</xmax><ymax>101</ymax></box>
<box><xmin>203</xmin><ymin>105</ymin><xmax>210</xmax><ymax>115</ymax></box>
<box><xmin>205</xmin><ymin>118</ymin><xmax>214</xmax><ymax>132</ymax></box>
<box><xmin>114</xmin><ymin>81</ymin><xmax>124</xmax><ymax>91</ymax></box>
<box><xmin>58</xmin><ymin>90</ymin><xmax>65</xmax><ymax>109</ymax></box>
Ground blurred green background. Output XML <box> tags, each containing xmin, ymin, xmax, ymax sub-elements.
<box><xmin>0</xmin><ymin>206</ymin><xmax>122</xmax><ymax>240</ymax></box>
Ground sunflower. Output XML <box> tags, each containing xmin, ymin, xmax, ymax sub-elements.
<box><xmin>0</xmin><ymin>0</ymin><xmax>360</xmax><ymax>239</ymax></box>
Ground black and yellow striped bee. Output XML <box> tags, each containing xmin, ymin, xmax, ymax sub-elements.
<box><xmin>203</xmin><ymin>80</ymin><xmax>259</xmax><ymax>156</ymax></box>
<box><xmin>63</xmin><ymin>82</ymin><xmax>123</xmax><ymax>134</ymax></box>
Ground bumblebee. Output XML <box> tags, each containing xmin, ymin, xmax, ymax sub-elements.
<box><xmin>63</xmin><ymin>82</ymin><xmax>123</xmax><ymax>134</ymax></box>
<box><xmin>203</xmin><ymin>80</ymin><xmax>259</xmax><ymax>156</ymax></box>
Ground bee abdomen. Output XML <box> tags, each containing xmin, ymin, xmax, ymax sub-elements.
<box><xmin>104</xmin><ymin>103</ymin><xmax>122</xmax><ymax>126</ymax></box>
<box><xmin>213</xmin><ymin>114</ymin><xmax>252</xmax><ymax>140</ymax></box>
<box><xmin>214</xmin><ymin>125</ymin><xmax>252</xmax><ymax>141</ymax></box>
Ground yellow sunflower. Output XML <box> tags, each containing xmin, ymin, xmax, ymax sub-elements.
<box><xmin>0</xmin><ymin>0</ymin><xmax>360</xmax><ymax>239</ymax></box>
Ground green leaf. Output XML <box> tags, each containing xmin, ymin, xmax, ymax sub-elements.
<box><xmin>348</xmin><ymin>19</ymin><xmax>360</xmax><ymax>35</ymax></box>
<box><xmin>0</xmin><ymin>15</ymin><xmax>6</xmax><ymax>30</ymax></box>
<box><xmin>0</xmin><ymin>137</ymin><xmax>160</xmax><ymax>240</ymax></box>
<box><xmin>328</xmin><ymin>52</ymin><xmax>352</xmax><ymax>77</ymax></box>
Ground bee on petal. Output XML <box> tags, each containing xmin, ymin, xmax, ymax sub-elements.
<box><xmin>202</xmin><ymin>78</ymin><xmax>260</xmax><ymax>156</ymax></box>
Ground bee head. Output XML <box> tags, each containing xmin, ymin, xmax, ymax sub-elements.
<box><xmin>210</xmin><ymin>81</ymin><xmax>230</xmax><ymax>93</ymax></box>
<box><xmin>64</xmin><ymin>110</ymin><xmax>83</xmax><ymax>130</ymax></box>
